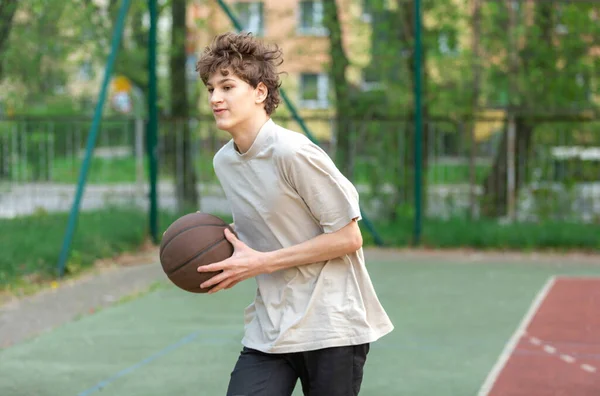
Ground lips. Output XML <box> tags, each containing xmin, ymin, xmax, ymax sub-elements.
<box><xmin>213</xmin><ymin>109</ymin><xmax>226</xmax><ymax>115</ymax></box>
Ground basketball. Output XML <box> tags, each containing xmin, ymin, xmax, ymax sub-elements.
<box><xmin>159</xmin><ymin>212</ymin><xmax>235</xmax><ymax>293</ymax></box>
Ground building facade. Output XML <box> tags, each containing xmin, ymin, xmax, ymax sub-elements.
<box><xmin>186</xmin><ymin>0</ymin><xmax>373</xmax><ymax>126</ymax></box>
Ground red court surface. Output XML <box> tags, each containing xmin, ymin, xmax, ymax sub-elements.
<box><xmin>481</xmin><ymin>277</ymin><xmax>600</xmax><ymax>396</ymax></box>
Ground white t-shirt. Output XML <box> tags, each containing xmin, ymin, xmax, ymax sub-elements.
<box><xmin>213</xmin><ymin>118</ymin><xmax>394</xmax><ymax>353</ymax></box>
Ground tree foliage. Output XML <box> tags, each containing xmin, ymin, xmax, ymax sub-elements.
<box><xmin>322</xmin><ymin>0</ymin><xmax>599</xmax><ymax>219</ymax></box>
<box><xmin>1</xmin><ymin>0</ymin><xmax>104</xmax><ymax>112</ymax></box>
<box><xmin>0</xmin><ymin>0</ymin><xmax>172</xmax><ymax>115</ymax></box>
<box><xmin>0</xmin><ymin>0</ymin><xmax>598</xmax><ymax>220</ymax></box>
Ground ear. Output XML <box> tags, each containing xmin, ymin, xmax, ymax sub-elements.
<box><xmin>255</xmin><ymin>82</ymin><xmax>268</xmax><ymax>105</ymax></box>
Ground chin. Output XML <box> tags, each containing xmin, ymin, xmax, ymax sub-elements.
<box><xmin>215</xmin><ymin>118</ymin><xmax>236</xmax><ymax>133</ymax></box>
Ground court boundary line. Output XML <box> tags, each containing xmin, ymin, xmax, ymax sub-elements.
<box><xmin>476</xmin><ymin>275</ymin><xmax>557</xmax><ymax>396</ymax></box>
<box><xmin>77</xmin><ymin>330</ymin><xmax>203</xmax><ymax>396</ymax></box>
<box><xmin>76</xmin><ymin>326</ymin><xmax>241</xmax><ymax>396</ymax></box>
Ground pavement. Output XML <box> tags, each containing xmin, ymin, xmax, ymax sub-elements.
<box><xmin>0</xmin><ymin>253</ymin><xmax>165</xmax><ymax>349</ymax></box>
<box><xmin>0</xmin><ymin>182</ymin><xmax>231</xmax><ymax>219</ymax></box>
<box><xmin>3</xmin><ymin>181</ymin><xmax>600</xmax><ymax>222</ymax></box>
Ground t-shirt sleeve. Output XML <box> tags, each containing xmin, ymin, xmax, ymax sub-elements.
<box><xmin>283</xmin><ymin>143</ymin><xmax>362</xmax><ymax>233</ymax></box>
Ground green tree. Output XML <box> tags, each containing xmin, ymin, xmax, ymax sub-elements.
<box><xmin>352</xmin><ymin>0</ymin><xmax>598</xmax><ymax>221</ymax></box>
<box><xmin>479</xmin><ymin>1</ymin><xmax>599</xmax><ymax>217</ymax></box>
<box><xmin>107</xmin><ymin>0</ymin><xmax>170</xmax><ymax>105</ymax></box>
<box><xmin>353</xmin><ymin>0</ymin><xmax>472</xmax><ymax>219</ymax></box>
<box><xmin>169</xmin><ymin>0</ymin><xmax>199</xmax><ymax>210</ymax></box>
<box><xmin>322</xmin><ymin>0</ymin><xmax>353</xmax><ymax>177</ymax></box>
<box><xmin>0</xmin><ymin>0</ymin><xmax>119</xmax><ymax>113</ymax></box>
<box><xmin>0</xmin><ymin>0</ymin><xmax>18</xmax><ymax>81</ymax></box>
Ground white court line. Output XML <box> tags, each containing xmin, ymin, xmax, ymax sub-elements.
<box><xmin>527</xmin><ymin>336</ymin><xmax>597</xmax><ymax>373</ymax></box>
<box><xmin>543</xmin><ymin>345</ymin><xmax>557</xmax><ymax>354</ymax></box>
<box><xmin>477</xmin><ymin>276</ymin><xmax>557</xmax><ymax>396</ymax></box>
<box><xmin>582</xmin><ymin>364</ymin><xmax>597</xmax><ymax>373</ymax></box>
<box><xmin>561</xmin><ymin>354</ymin><xmax>575</xmax><ymax>364</ymax></box>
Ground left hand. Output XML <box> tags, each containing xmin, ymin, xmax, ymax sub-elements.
<box><xmin>198</xmin><ymin>228</ymin><xmax>269</xmax><ymax>294</ymax></box>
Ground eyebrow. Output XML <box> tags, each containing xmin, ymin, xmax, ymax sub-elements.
<box><xmin>206</xmin><ymin>78</ymin><xmax>236</xmax><ymax>87</ymax></box>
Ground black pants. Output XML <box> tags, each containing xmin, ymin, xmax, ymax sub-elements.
<box><xmin>226</xmin><ymin>344</ymin><xmax>370</xmax><ymax>396</ymax></box>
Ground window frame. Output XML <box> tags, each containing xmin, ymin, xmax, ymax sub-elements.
<box><xmin>297</xmin><ymin>1</ymin><xmax>327</xmax><ymax>37</ymax></box>
<box><xmin>299</xmin><ymin>73</ymin><xmax>329</xmax><ymax>109</ymax></box>
<box><xmin>235</xmin><ymin>1</ymin><xmax>265</xmax><ymax>37</ymax></box>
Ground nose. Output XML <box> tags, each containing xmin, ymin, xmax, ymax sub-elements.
<box><xmin>210</xmin><ymin>91</ymin><xmax>223</xmax><ymax>106</ymax></box>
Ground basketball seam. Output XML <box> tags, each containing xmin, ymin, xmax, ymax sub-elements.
<box><xmin>166</xmin><ymin>237</ymin><xmax>229</xmax><ymax>275</ymax></box>
<box><xmin>160</xmin><ymin>223</ymin><xmax>226</xmax><ymax>255</ymax></box>
<box><xmin>161</xmin><ymin>233</ymin><xmax>224</xmax><ymax>267</ymax></box>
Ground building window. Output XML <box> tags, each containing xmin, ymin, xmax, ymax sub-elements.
<box><xmin>438</xmin><ymin>31</ymin><xmax>458</xmax><ymax>55</ymax></box>
<box><xmin>360</xmin><ymin>67</ymin><xmax>384</xmax><ymax>91</ymax></box>
<box><xmin>298</xmin><ymin>1</ymin><xmax>327</xmax><ymax>36</ymax></box>
<box><xmin>235</xmin><ymin>2</ymin><xmax>264</xmax><ymax>36</ymax></box>
<box><xmin>361</xmin><ymin>0</ymin><xmax>373</xmax><ymax>23</ymax></box>
<box><xmin>300</xmin><ymin>73</ymin><xmax>328</xmax><ymax>109</ymax></box>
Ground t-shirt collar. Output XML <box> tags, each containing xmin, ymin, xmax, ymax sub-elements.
<box><xmin>235</xmin><ymin>118</ymin><xmax>274</xmax><ymax>159</ymax></box>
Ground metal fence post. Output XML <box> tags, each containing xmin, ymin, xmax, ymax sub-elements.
<box><xmin>507</xmin><ymin>114</ymin><xmax>516</xmax><ymax>221</ymax></box>
<box><xmin>467</xmin><ymin>119</ymin><xmax>476</xmax><ymax>220</ymax></box>
<box><xmin>413</xmin><ymin>0</ymin><xmax>423</xmax><ymax>245</ymax></box>
<box><xmin>56</xmin><ymin>0</ymin><xmax>132</xmax><ymax>277</ymax></box>
<box><xmin>147</xmin><ymin>0</ymin><xmax>159</xmax><ymax>244</ymax></box>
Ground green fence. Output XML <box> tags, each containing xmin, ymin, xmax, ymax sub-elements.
<box><xmin>1</xmin><ymin>114</ymin><xmax>599</xmax><ymax>225</ymax></box>
<box><xmin>1</xmin><ymin>114</ymin><xmax>599</xmax><ymax>285</ymax></box>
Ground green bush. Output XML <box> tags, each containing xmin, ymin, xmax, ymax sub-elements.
<box><xmin>361</xmin><ymin>217</ymin><xmax>600</xmax><ymax>251</ymax></box>
<box><xmin>0</xmin><ymin>207</ymin><xmax>232</xmax><ymax>289</ymax></box>
<box><xmin>1</xmin><ymin>207</ymin><xmax>597</xmax><ymax>291</ymax></box>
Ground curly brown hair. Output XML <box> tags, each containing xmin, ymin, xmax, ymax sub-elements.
<box><xmin>196</xmin><ymin>32</ymin><xmax>284</xmax><ymax>115</ymax></box>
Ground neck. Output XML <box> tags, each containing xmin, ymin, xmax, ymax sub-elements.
<box><xmin>230</xmin><ymin>113</ymin><xmax>270</xmax><ymax>154</ymax></box>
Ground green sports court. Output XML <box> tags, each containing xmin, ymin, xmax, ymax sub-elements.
<box><xmin>2</xmin><ymin>251</ymin><xmax>599</xmax><ymax>395</ymax></box>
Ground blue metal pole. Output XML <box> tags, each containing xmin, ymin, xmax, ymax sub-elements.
<box><xmin>413</xmin><ymin>0</ymin><xmax>423</xmax><ymax>245</ymax></box>
<box><xmin>56</xmin><ymin>0</ymin><xmax>132</xmax><ymax>277</ymax></box>
<box><xmin>147</xmin><ymin>0</ymin><xmax>159</xmax><ymax>244</ymax></box>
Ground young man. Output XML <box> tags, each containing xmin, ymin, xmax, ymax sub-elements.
<box><xmin>195</xmin><ymin>32</ymin><xmax>394</xmax><ymax>396</ymax></box>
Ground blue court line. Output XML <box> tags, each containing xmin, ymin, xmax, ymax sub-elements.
<box><xmin>77</xmin><ymin>330</ymin><xmax>235</xmax><ymax>396</ymax></box>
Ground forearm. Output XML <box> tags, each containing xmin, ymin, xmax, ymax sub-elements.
<box><xmin>264</xmin><ymin>220</ymin><xmax>362</xmax><ymax>273</ymax></box>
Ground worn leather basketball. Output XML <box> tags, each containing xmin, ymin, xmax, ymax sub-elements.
<box><xmin>159</xmin><ymin>212</ymin><xmax>235</xmax><ymax>293</ymax></box>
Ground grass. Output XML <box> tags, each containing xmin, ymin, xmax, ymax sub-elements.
<box><xmin>1</xmin><ymin>206</ymin><xmax>597</xmax><ymax>295</ymax></box>
<box><xmin>425</xmin><ymin>162</ymin><xmax>489</xmax><ymax>184</ymax></box>
<box><xmin>51</xmin><ymin>157</ymin><xmax>139</xmax><ymax>184</ymax></box>
<box><xmin>361</xmin><ymin>217</ymin><xmax>600</xmax><ymax>251</ymax></box>
<box><xmin>47</xmin><ymin>155</ymin><xmax>219</xmax><ymax>184</ymax></box>
<box><xmin>352</xmin><ymin>160</ymin><xmax>489</xmax><ymax>186</ymax></box>
<box><xmin>32</xmin><ymin>156</ymin><xmax>486</xmax><ymax>185</ymax></box>
<box><xmin>0</xmin><ymin>207</ymin><xmax>232</xmax><ymax>292</ymax></box>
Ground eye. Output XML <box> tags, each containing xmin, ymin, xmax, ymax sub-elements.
<box><xmin>207</xmin><ymin>88</ymin><xmax>214</xmax><ymax>93</ymax></box>
<box><xmin>223</xmin><ymin>86</ymin><xmax>232</xmax><ymax>91</ymax></box>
